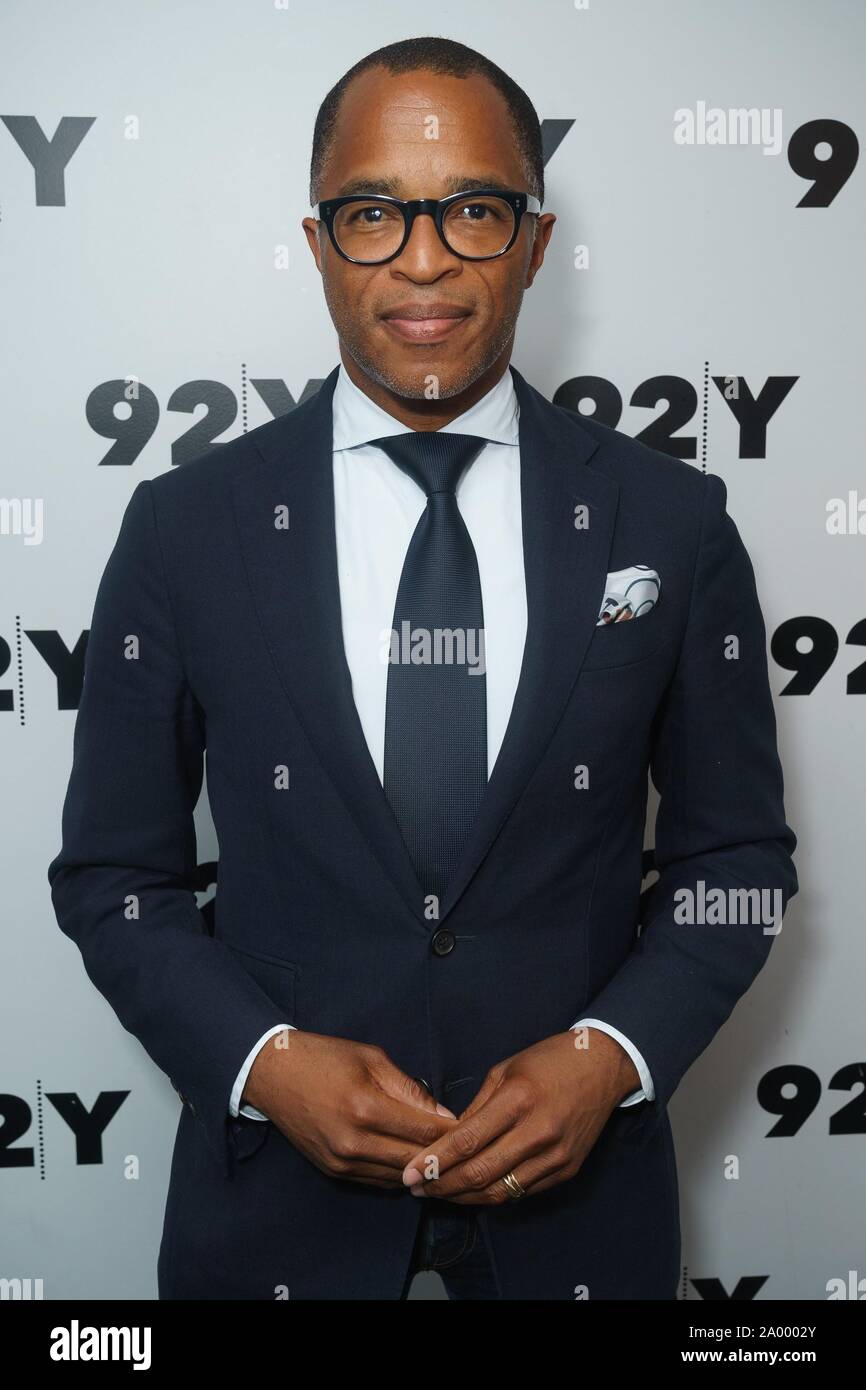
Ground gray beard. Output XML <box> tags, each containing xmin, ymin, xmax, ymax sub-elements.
<box><xmin>340</xmin><ymin>314</ymin><xmax>519</xmax><ymax>403</ymax></box>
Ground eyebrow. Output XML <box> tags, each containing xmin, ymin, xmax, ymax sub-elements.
<box><xmin>331</xmin><ymin>174</ymin><xmax>516</xmax><ymax>198</ymax></box>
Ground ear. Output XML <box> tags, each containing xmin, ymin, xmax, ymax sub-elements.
<box><xmin>526</xmin><ymin>212</ymin><xmax>556</xmax><ymax>287</ymax></box>
<box><xmin>302</xmin><ymin>217</ymin><xmax>324</xmax><ymax>273</ymax></box>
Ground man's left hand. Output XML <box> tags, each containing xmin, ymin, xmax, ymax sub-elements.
<box><xmin>402</xmin><ymin>1027</ymin><xmax>641</xmax><ymax>1204</ymax></box>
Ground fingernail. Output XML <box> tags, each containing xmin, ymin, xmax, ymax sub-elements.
<box><xmin>436</xmin><ymin>1104</ymin><xmax>456</xmax><ymax>1118</ymax></box>
<box><xmin>403</xmin><ymin>1165</ymin><xmax>423</xmax><ymax>1186</ymax></box>
<box><xmin>409</xmin><ymin>1184</ymin><xmax>425</xmax><ymax>1197</ymax></box>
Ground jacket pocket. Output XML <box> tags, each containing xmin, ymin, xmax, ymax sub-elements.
<box><xmin>225</xmin><ymin>942</ymin><xmax>298</xmax><ymax>1020</ymax></box>
<box><xmin>581</xmin><ymin>604</ymin><xmax>670</xmax><ymax>671</ymax></box>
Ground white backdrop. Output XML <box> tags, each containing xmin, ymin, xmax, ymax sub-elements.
<box><xmin>1</xmin><ymin>0</ymin><xmax>864</xmax><ymax>1301</ymax></box>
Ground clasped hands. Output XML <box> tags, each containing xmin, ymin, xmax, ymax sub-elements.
<box><xmin>245</xmin><ymin>1024</ymin><xmax>642</xmax><ymax>1205</ymax></box>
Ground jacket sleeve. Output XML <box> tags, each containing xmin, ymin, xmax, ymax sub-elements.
<box><xmin>47</xmin><ymin>479</ymin><xmax>290</xmax><ymax>1177</ymax></box>
<box><xmin>580</xmin><ymin>470</ymin><xmax>799</xmax><ymax>1144</ymax></box>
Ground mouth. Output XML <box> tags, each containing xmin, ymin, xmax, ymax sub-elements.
<box><xmin>379</xmin><ymin>305</ymin><xmax>473</xmax><ymax>343</ymax></box>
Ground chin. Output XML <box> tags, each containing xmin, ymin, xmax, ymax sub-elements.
<box><xmin>361</xmin><ymin>351</ymin><xmax>487</xmax><ymax>402</ymax></box>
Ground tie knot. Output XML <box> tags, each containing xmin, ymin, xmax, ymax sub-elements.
<box><xmin>369</xmin><ymin>430</ymin><xmax>486</xmax><ymax>497</ymax></box>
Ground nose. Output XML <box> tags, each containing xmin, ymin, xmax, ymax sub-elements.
<box><xmin>392</xmin><ymin>211</ymin><xmax>459</xmax><ymax>274</ymax></box>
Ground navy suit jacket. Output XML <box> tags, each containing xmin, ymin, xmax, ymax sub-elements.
<box><xmin>48</xmin><ymin>363</ymin><xmax>798</xmax><ymax>1299</ymax></box>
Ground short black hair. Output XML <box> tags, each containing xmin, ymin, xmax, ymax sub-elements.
<box><xmin>309</xmin><ymin>36</ymin><xmax>544</xmax><ymax>208</ymax></box>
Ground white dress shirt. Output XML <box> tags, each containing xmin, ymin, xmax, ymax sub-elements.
<box><xmin>230</xmin><ymin>363</ymin><xmax>654</xmax><ymax>1119</ymax></box>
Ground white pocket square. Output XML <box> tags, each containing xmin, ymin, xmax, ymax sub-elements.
<box><xmin>596</xmin><ymin>565</ymin><xmax>661</xmax><ymax>625</ymax></box>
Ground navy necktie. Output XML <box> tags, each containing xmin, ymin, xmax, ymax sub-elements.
<box><xmin>369</xmin><ymin>431</ymin><xmax>488</xmax><ymax>904</ymax></box>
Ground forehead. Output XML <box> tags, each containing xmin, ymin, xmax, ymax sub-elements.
<box><xmin>323</xmin><ymin>66</ymin><xmax>526</xmax><ymax>197</ymax></box>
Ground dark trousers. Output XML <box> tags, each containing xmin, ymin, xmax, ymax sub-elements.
<box><xmin>401</xmin><ymin>1198</ymin><xmax>501</xmax><ymax>1300</ymax></box>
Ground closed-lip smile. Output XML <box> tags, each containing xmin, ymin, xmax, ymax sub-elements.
<box><xmin>380</xmin><ymin>302</ymin><xmax>473</xmax><ymax>342</ymax></box>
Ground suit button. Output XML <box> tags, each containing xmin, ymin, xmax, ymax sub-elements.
<box><xmin>431</xmin><ymin>928</ymin><xmax>456</xmax><ymax>956</ymax></box>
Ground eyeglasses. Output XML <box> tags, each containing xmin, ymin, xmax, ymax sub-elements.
<box><xmin>313</xmin><ymin>187</ymin><xmax>542</xmax><ymax>264</ymax></box>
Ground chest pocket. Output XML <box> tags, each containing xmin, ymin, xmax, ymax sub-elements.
<box><xmin>580</xmin><ymin>603</ymin><xmax>672</xmax><ymax>672</ymax></box>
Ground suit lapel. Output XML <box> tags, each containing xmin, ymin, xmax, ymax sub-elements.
<box><xmin>231</xmin><ymin>366</ymin><xmax>428</xmax><ymax>921</ymax></box>
<box><xmin>231</xmin><ymin>363</ymin><xmax>619</xmax><ymax>926</ymax></box>
<box><xmin>436</xmin><ymin>366</ymin><xmax>620</xmax><ymax>919</ymax></box>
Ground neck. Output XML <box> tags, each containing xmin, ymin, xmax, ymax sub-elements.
<box><xmin>338</xmin><ymin>342</ymin><xmax>513</xmax><ymax>430</ymax></box>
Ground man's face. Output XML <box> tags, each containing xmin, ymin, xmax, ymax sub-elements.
<box><xmin>302</xmin><ymin>67</ymin><xmax>555</xmax><ymax>402</ymax></box>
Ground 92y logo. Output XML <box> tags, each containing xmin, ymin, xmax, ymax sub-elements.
<box><xmin>0</xmin><ymin>1090</ymin><xmax>128</xmax><ymax>1169</ymax></box>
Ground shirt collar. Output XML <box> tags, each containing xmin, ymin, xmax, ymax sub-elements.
<box><xmin>331</xmin><ymin>360</ymin><xmax>520</xmax><ymax>453</ymax></box>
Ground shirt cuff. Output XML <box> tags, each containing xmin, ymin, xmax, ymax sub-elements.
<box><xmin>569</xmin><ymin>1017</ymin><xmax>655</xmax><ymax>1107</ymax></box>
<box><xmin>230</xmin><ymin>1023</ymin><xmax>296</xmax><ymax>1120</ymax></box>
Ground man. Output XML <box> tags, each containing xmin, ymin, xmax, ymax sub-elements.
<box><xmin>48</xmin><ymin>37</ymin><xmax>798</xmax><ymax>1301</ymax></box>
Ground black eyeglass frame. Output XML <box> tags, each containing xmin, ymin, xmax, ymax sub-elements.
<box><xmin>313</xmin><ymin>187</ymin><xmax>542</xmax><ymax>264</ymax></box>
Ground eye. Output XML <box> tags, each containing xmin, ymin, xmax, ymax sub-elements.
<box><xmin>456</xmin><ymin>202</ymin><xmax>492</xmax><ymax>221</ymax></box>
<box><xmin>340</xmin><ymin>201</ymin><xmax>403</xmax><ymax>229</ymax></box>
<box><xmin>347</xmin><ymin>205</ymin><xmax>383</xmax><ymax>225</ymax></box>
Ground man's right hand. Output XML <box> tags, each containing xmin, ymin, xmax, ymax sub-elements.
<box><xmin>241</xmin><ymin>1030</ymin><xmax>457</xmax><ymax>1188</ymax></box>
